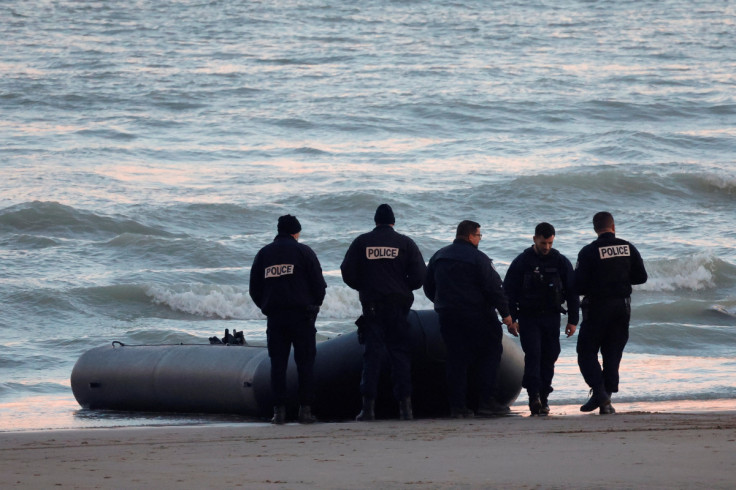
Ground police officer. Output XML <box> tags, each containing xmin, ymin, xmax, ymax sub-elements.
<box><xmin>424</xmin><ymin>220</ymin><xmax>517</xmax><ymax>418</ymax></box>
<box><xmin>575</xmin><ymin>212</ymin><xmax>647</xmax><ymax>414</ymax></box>
<box><xmin>341</xmin><ymin>204</ymin><xmax>426</xmax><ymax>421</ymax></box>
<box><xmin>503</xmin><ymin>222</ymin><xmax>579</xmax><ymax>416</ymax></box>
<box><xmin>249</xmin><ymin>215</ymin><xmax>327</xmax><ymax>425</ymax></box>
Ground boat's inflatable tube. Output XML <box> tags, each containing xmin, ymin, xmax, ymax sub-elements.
<box><xmin>71</xmin><ymin>309</ymin><xmax>523</xmax><ymax>419</ymax></box>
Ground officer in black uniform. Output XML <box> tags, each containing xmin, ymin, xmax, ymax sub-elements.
<box><xmin>341</xmin><ymin>204</ymin><xmax>426</xmax><ymax>421</ymax></box>
<box><xmin>575</xmin><ymin>212</ymin><xmax>647</xmax><ymax>414</ymax></box>
<box><xmin>424</xmin><ymin>220</ymin><xmax>517</xmax><ymax>418</ymax></box>
<box><xmin>503</xmin><ymin>222</ymin><xmax>579</xmax><ymax>416</ymax></box>
<box><xmin>249</xmin><ymin>215</ymin><xmax>327</xmax><ymax>424</ymax></box>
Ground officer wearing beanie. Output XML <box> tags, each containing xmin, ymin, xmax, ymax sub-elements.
<box><xmin>250</xmin><ymin>215</ymin><xmax>327</xmax><ymax>425</ymax></box>
<box><xmin>341</xmin><ymin>204</ymin><xmax>426</xmax><ymax>421</ymax></box>
<box><xmin>503</xmin><ymin>222</ymin><xmax>579</xmax><ymax>416</ymax></box>
<box><xmin>575</xmin><ymin>212</ymin><xmax>647</xmax><ymax>415</ymax></box>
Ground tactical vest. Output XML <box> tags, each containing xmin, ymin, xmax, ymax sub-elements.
<box><xmin>518</xmin><ymin>264</ymin><xmax>565</xmax><ymax>314</ymax></box>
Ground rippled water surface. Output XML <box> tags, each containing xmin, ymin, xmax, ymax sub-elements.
<box><xmin>1</xmin><ymin>0</ymin><xmax>735</xmax><ymax>431</ymax></box>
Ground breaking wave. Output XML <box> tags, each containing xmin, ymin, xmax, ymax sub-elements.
<box><xmin>144</xmin><ymin>283</ymin><xmax>434</xmax><ymax>320</ymax></box>
<box><xmin>637</xmin><ymin>253</ymin><xmax>731</xmax><ymax>292</ymax></box>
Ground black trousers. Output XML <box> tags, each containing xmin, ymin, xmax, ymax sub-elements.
<box><xmin>438</xmin><ymin>311</ymin><xmax>503</xmax><ymax>411</ymax></box>
<box><xmin>267</xmin><ymin>309</ymin><xmax>317</xmax><ymax>406</ymax></box>
<box><xmin>360</xmin><ymin>302</ymin><xmax>413</xmax><ymax>400</ymax></box>
<box><xmin>518</xmin><ymin>313</ymin><xmax>561</xmax><ymax>397</ymax></box>
<box><xmin>576</xmin><ymin>297</ymin><xmax>631</xmax><ymax>394</ymax></box>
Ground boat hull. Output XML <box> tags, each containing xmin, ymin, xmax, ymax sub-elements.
<box><xmin>71</xmin><ymin>310</ymin><xmax>524</xmax><ymax>419</ymax></box>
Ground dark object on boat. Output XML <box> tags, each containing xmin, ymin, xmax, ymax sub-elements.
<box><xmin>209</xmin><ymin>328</ymin><xmax>246</xmax><ymax>345</ymax></box>
<box><xmin>71</xmin><ymin>310</ymin><xmax>523</xmax><ymax>420</ymax></box>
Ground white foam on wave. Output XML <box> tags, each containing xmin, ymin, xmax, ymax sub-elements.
<box><xmin>145</xmin><ymin>283</ymin><xmax>437</xmax><ymax>320</ymax></box>
<box><xmin>637</xmin><ymin>253</ymin><xmax>717</xmax><ymax>292</ymax></box>
<box><xmin>146</xmin><ymin>284</ymin><xmax>261</xmax><ymax>319</ymax></box>
<box><xmin>145</xmin><ymin>284</ymin><xmax>355</xmax><ymax>320</ymax></box>
<box><xmin>698</xmin><ymin>172</ymin><xmax>736</xmax><ymax>193</ymax></box>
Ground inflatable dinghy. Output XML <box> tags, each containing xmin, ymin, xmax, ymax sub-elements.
<box><xmin>71</xmin><ymin>309</ymin><xmax>523</xmax><ymax>420</ymax></box>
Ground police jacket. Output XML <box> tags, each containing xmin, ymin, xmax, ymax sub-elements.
<box><xmin>249</xmin><ymin>234</ymin><xmax>327</xmax><ymax>316</ymax></box>
<box><xmin>503</xmin><ymin>246</ymin><xmax>580</xmax><ymax>324</ymax></box>
<box><xmin>574</xmin><ymin>232</ymin><xmax>647</xmax><ymax>301</ymax></box>
<box><xmin>424</xmin><ymin>239</ymin><xmax>510</xmax><ymax>321</ymax></box>
<box><xmin>340</xmin><ymin>224</ymin><xmax>426</xmax><ymax>306</ymax></box>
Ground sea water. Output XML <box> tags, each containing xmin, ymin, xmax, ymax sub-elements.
<box><xmin>1</xmin><ymin>0</ymin><xmax>734</xmax><ymax>431</ymax></box>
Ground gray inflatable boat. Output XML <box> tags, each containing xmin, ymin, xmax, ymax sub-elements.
<box><xmin>71</xmin><ymin>309</ymin><xmax>523</xmax><ymax>420</ymax></box>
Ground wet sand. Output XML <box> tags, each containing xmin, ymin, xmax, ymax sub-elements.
<box><xmin>1</xmin><ymin>411</ymin><xmax>735</xmax><ymax>489</ymax></box>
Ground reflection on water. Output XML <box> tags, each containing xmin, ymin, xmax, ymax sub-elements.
<box><xmin>0</xmin><ymin>394</ymin><xmax>263</xmax><ymax>432</ymax></box>
<box><xmin>522</xmin><ymin>399</ymin><xmax>736</xmax><ymax>417</ymax></box>
<box><xmin>2</xmin><ymin>393</ymin><xmax>734</xmax><ymax>433</ymax></box>
<box><xmin>533</xmin><ymin>352</ymin><xmax>736</xmax><ymax>406</ymax></box>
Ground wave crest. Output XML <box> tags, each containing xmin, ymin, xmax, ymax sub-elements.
<box><xmin>637</xmin><ymin>253</ymin><xmax>723</xmax><ymax>292</ymax></box>
<box><xmin>144</xmin><ymin>283</ymin><xmax>436</xmax><ymax>320</ymax></box>
<box><xmin>0</xmin><ymin>201</ymin><xmax>173</xmax><ymax>238</ymax></box>
<box><xmin>146</xmin><ymin>284</ymin><xmax>259</xmax><ymax>320</ymax></box>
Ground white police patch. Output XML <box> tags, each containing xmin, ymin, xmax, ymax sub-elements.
<box><xmin>366</xmin><ymin>246</ymin><xmax>399</xmax><ymax>259</ymax></box>
<box><xmin>265</xmin><ymin>264</ymin><xmax>295</xmax><ymax>278</ymax></box>
<box><xmin>598</xmin><ymin>244</ymin><xmax>630</xmax><ymax>259</ymax></box>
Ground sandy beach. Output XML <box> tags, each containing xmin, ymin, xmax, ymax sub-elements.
<box><xmin>1</xmin><ymin>411</ymin><xmax>734</xmax><ymax>489</ymax></box>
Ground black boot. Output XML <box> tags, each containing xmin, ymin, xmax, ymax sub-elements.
<box><xmin>528</xmin><ymin>393</ymin><xmax>542</xmax><ymax>416</ymax></box>
<box><xmin>298</xmin><ymin>405</ymin><xmax>317</xmax><ymax>424</ymax></box>
<box><xmin>539</xmin><ymin>392</ymin><xmax>550</xmax><ymax>416</ymax></box>
<box><xmin>580</xmin><ymin>386</ymin><xmax>611</xmax><ymax>413</ymax></box>
<box><xmin>599</xmin><ymin>391</ymin><xmax>615</xmax><ymax>415</ymax></box>
<box><xmin>271</xmin><ymin>405</ymin><xmax>286</xmax><ymax>425</ymax></box>
<box><xmin>599</xmin><ymin>400</ymin><xmax>615</xmax><ymax>415</ymax></box>
<box><xmin>399</xmin><ymin>397</ymin><xmax>413</xmax><ymax>421</ymax></box>
<box><xmin>580</xmin><ymin>390</ymin><xmax>598</xmax><ymax>412</ymax></box>
<box><xmin>355</xmin><ymin>397</ymin><xmax>375</xmax><ymax>421</ymax></box>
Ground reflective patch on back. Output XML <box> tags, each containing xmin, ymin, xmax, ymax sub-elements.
<box><xmin>366</xmin><ymin>246</ymin><xmax>399</xmax><ymax>259</ymax></box>
<box><xmin>598</xmin><ymin>244</ymin><xmax>630</xmax><ymax>259</ymax></box>
<box><xmin>265</xmin><ymin>264</ymin><xmax>295</xmax><ymax>278</ymax></box>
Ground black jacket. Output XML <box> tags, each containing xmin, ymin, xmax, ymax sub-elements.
<box><xmin>249</xmin><ymin>234</ymin><xmax>327</xmax><ymax>316</ymax></box>
<box><xmin>503</xmin><ymin>246</ymin><xmax>580</xmax><ymax>324</ymax></box>
<box><xmin>424</xmin><ymin>239</ymin><xmax>510</xmax><ymax>321</ymax></box>
<box><xmin>340</xmin><ymin>224</ymin><xmax>426</xmax><ymax>305</ymax></box>
<box><xmin>574</xmin><ymin>232</ymin><xmax>647</xmax><ymax>300</ymax></box>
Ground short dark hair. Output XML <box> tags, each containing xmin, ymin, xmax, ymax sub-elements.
<box><xmin>456</xmin><ymin>220</ymin><xmax>480</xmax><ymax>239</ymax></box>
<box><xmin>593</xmin><ymin>211</ymin><xmax>614</xmax><ymax>232</ymax></box>
<box><xmin>534</xmin><ymin>222</ymin><xmax>555</xmax><ymax>238</ymax></box>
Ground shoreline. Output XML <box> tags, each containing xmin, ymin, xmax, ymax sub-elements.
<box><xmin>2</xmin><ymin>411</ymin><xmax>735</xmax><ymax>488</ymax></box>
<box><xmin>2</xmin><ymin>396</ymin><xmax>735</xmax><ymax>434</ymax></box>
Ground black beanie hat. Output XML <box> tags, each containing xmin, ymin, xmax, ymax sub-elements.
<box><xmin>374</xmin><ymin>204</ymin><xmax>395</xmax><ymax>225</ymax></box>
<box><xmin>277</xmin><ymin>214</ymin><xmax>302</xmax><ymax>235</ymax></box>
